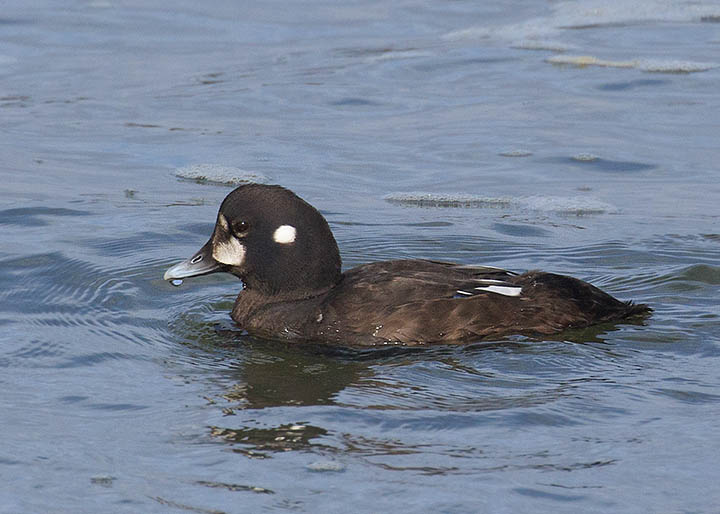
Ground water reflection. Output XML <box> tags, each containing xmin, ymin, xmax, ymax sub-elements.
<box><xmin>211</xmin><ymin>336</ymin><xmax>374</xmax><ymax>409</ymax></box>
<box><xmin>202</xmin><ymin>336</ymin><xmax>370</xmax><ymax>457</ymax></box>
<box><xmin>197</xmin><ymin>326</ymin><xmax>645</xmax><ymax>460</ymax></box>
<box><xmin>210</xmin><ymin>424</ymin><xmax>329</xmax><ymax>459</ymax></box>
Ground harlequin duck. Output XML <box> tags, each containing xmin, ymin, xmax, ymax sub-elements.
<box><xmin>164</xmin><ymin>184</ymin><xmax>650</xmax><ymax>345</ymax></box>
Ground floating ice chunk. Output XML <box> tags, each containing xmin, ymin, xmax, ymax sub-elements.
<box><xmin>521</xmin><ymin>195</ymin><xmax>617</xmax><ymax>214</ymax></box>
<box><xmin>175</xmin><ymin>164</ymin><xmax>270</xmax><ymax>186</ymax></box>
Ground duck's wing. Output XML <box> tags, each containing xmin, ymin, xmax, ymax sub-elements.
<box><xmin>339</xmin><ymin>259</ymin><xmax>521</xmax><ymax>304</ymax></box>
<box><xmin>440</xmin><ymin>262</ymin><xmax>523</xmax><ymax>299</ymax></box>
<box><xmin>320</xmin><ymin>260</ymin><xmax>527</xmax><ymax>342</ymax></box>
<box><xmin>330</xmin><ymin>261</ymin><xmax>648</xmax><ymax>345</ymax></box>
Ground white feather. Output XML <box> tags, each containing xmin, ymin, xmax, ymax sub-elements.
<box><xmin>217</xmin><ymin>213</ymin><xmax>229</xmax><ymax>231</ymax></box>
<box><xmin>273</xmin><ymin>224</ymin><xmax>297</xmax><ymax>244</ymax></box>
<box><xmin>475</xmin><ymin>285</ymin><xmax>522</xmax><ymax>297</ymax></box>
<box><xmin>212</xmin><ymin>237</ymin><xmax>245</xmax><ymax>266</ymax></box>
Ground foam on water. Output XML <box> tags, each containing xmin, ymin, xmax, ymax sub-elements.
<box><xmin>572</xmin><ymin>153</ymin><xmax>599</xmax><ymax>162</ymax></box>
<box><xmin>510</xmin><ymin>40</ymin><xmax>575</xmax><ymax>52</ymax></box>
<box><xmin>444</xmin><ymin>0</ymin><xmax>720</xmax><ymax>77</ymax></box>
<box><xmin>546</xmin><ymin>55</ymin><xmax>634</xmax><ymax>69</ymax></box>
<box><xmin>367</xmin><ymin>49</ymin><xmax>433</xmax><ymax>63</ymax></box>
<box><xmin>499</xmin><ymin>149</ymin><xmax>533</xmax><ymax>157</ymax></box>
<box><xmin>445</xmin><ymin>0</ymin><xmax>720</xmax><ymax>42</ymax></box>
<box><xmin>547</xmin><ymin>55</ymin><xmax>717</xmax><ymax>73</ymax></box>
<box><xmin>384</xmin><ymin>192</ymin><xmax>617</xmax><ymax>214</ymax></box>
<box><xmin>635</xmin><ymin>59</ymin><xmax>718</xmax><ymax>73</ymax></box>
<box><xmin>384</xmin><ymin>192</ymin><xmax>513</xmax><ymax>208</ymax></box>
<box><xmin>306</xmin><ymin>460</ymin><xmax>346</xmax><ymax>472</ymax></box>
<box><xmin>175</xmin><ymin>164</ymin><xmax>270</xmax><ymax>186</ymax></box>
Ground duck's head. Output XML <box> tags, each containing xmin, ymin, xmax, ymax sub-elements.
<box><xmin>164</xmin><ymin>184</ymin><xmax>342</xmax><ymax>298</ymax></box>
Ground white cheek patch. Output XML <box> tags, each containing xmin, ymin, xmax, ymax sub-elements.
<box><xmin>273</xmin><ymin>224</ymin><xmax>297</xmax><ymax>244</ymax></box>
<box><xmin>212</xmin><ymin>237</ymin><xmax>245</xmax><ymax>266</ymax></box>
<box><xmin>475</xmin><ymin>285</ymin><xmax>522</xmax><ymax>297</ymax></box>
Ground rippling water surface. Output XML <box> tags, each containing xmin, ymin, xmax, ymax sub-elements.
<box><xmin>2</xmin><ymin>1</ymin><xmax>720</xmax><ymax>512</ymax></box>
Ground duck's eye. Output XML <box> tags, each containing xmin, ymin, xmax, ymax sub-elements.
<box><xmin>231</xmin><ymin>220</ymin><xmax>249</xmax><ymax>235</ymax></box>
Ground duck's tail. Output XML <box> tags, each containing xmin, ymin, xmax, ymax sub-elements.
<box><xmin>621</xmin><ymin>300</ymin><xmax>652</xmax><ymax>318</ymax></box>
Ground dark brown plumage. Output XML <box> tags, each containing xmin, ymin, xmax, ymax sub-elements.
<box><xmin>165</xmin><ymin>184</ymin><xmax>650</xmax><ymax>346</ymax></box>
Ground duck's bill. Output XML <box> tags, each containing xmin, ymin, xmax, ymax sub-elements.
<box><xmin>164</xmin><ymin>241</ymin><xmax>224</xmax><ymax>281</ymax></box>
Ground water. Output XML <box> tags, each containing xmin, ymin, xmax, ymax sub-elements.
<box><xmin>1</xmin><ymin>0</ymin><xmax>719</xmax><ymax>512</ymax></box>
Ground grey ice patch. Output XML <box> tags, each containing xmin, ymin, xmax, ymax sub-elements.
<box><xmin>175</xmin><ymin>164</ymin><xmax>270</xmax><ymax>186</ymax></box>
<box><xmin>384</xmin><ymin>192</ymin><xmax>616</xmax><ymax>214</ymax></box>
<box><xmin>384</xmin><ymin>192</ymin><xmax>513</xmax><ymax>208</ymax></box>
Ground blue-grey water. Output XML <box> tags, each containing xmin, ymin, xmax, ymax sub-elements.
<box><xmin>2</xmin><ymin>1</ymin><xmax>720</xmax><ymax>512</ymax></box>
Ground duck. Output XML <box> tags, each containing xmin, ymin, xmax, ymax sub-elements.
<box><xmin>164</xmin><ymin>184</ymin><xmax>650</xmax><ymax>346</ymax></box>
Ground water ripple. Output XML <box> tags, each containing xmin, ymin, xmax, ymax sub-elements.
<box><xmin>0</xmin><ymin>251</ymin><xmax>183</xmax><ymax>368</ymax></box>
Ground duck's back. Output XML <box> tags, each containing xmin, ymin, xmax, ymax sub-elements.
<box><xmin>317</xmin><ymin>259</ymin><xmax>648</xmax><ymax>345</ymax></box>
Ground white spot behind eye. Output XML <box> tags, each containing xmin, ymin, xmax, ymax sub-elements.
<box><xmin>273</xmin><ymin>224</ymin><xmax>296</xmax><ymax>244</ymax></box>
<box><xmin>212</xmin><ymin>237</ymin><xmax>245</xmax><ymax>266</ymax></box>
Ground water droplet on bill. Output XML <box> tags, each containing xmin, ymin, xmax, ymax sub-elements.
<box><xmin>171</xmin><ymin>279</ymin><xmax>183</xmax><ymax>287</ymax></box>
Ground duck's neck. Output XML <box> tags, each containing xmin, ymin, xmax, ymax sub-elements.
<box><xmin>241</xmin><ymin>236</ymin><xmax>343</xmax><ymax>300</ymax></box>
<box><xmin>230</xmin><ymin>278</ymin><xmax>339</xmax><ymax>328</ymax></box>
<box><xmin>241</xmin><ymin>274</ymin><xmax>340</xmax><ymax>302</ymax></box>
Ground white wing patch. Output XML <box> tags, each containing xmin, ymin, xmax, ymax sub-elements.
<box><xmin>455</xmin><ymin>279</ymin><xmax>523</xmax><ymax>298</ymax></box>
<box><xmin>474</xmin><ymin>285</ymin><xmax>522</xmax><ymax>297</ymax></box>
<box><xmin>273</xmin><ymin>224</ymin><xmax>297</xmax><ymax>244</ymax></box>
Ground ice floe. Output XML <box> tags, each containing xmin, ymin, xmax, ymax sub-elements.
<box><xmin>175</xmin><ymin>164</ymin><xmax>270</xmax><ymax>186</ymax></box>
<box><xmin>384</xmin><ymin>192</ymin><xmax>617</xmax><ymax>214</ymax></box>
